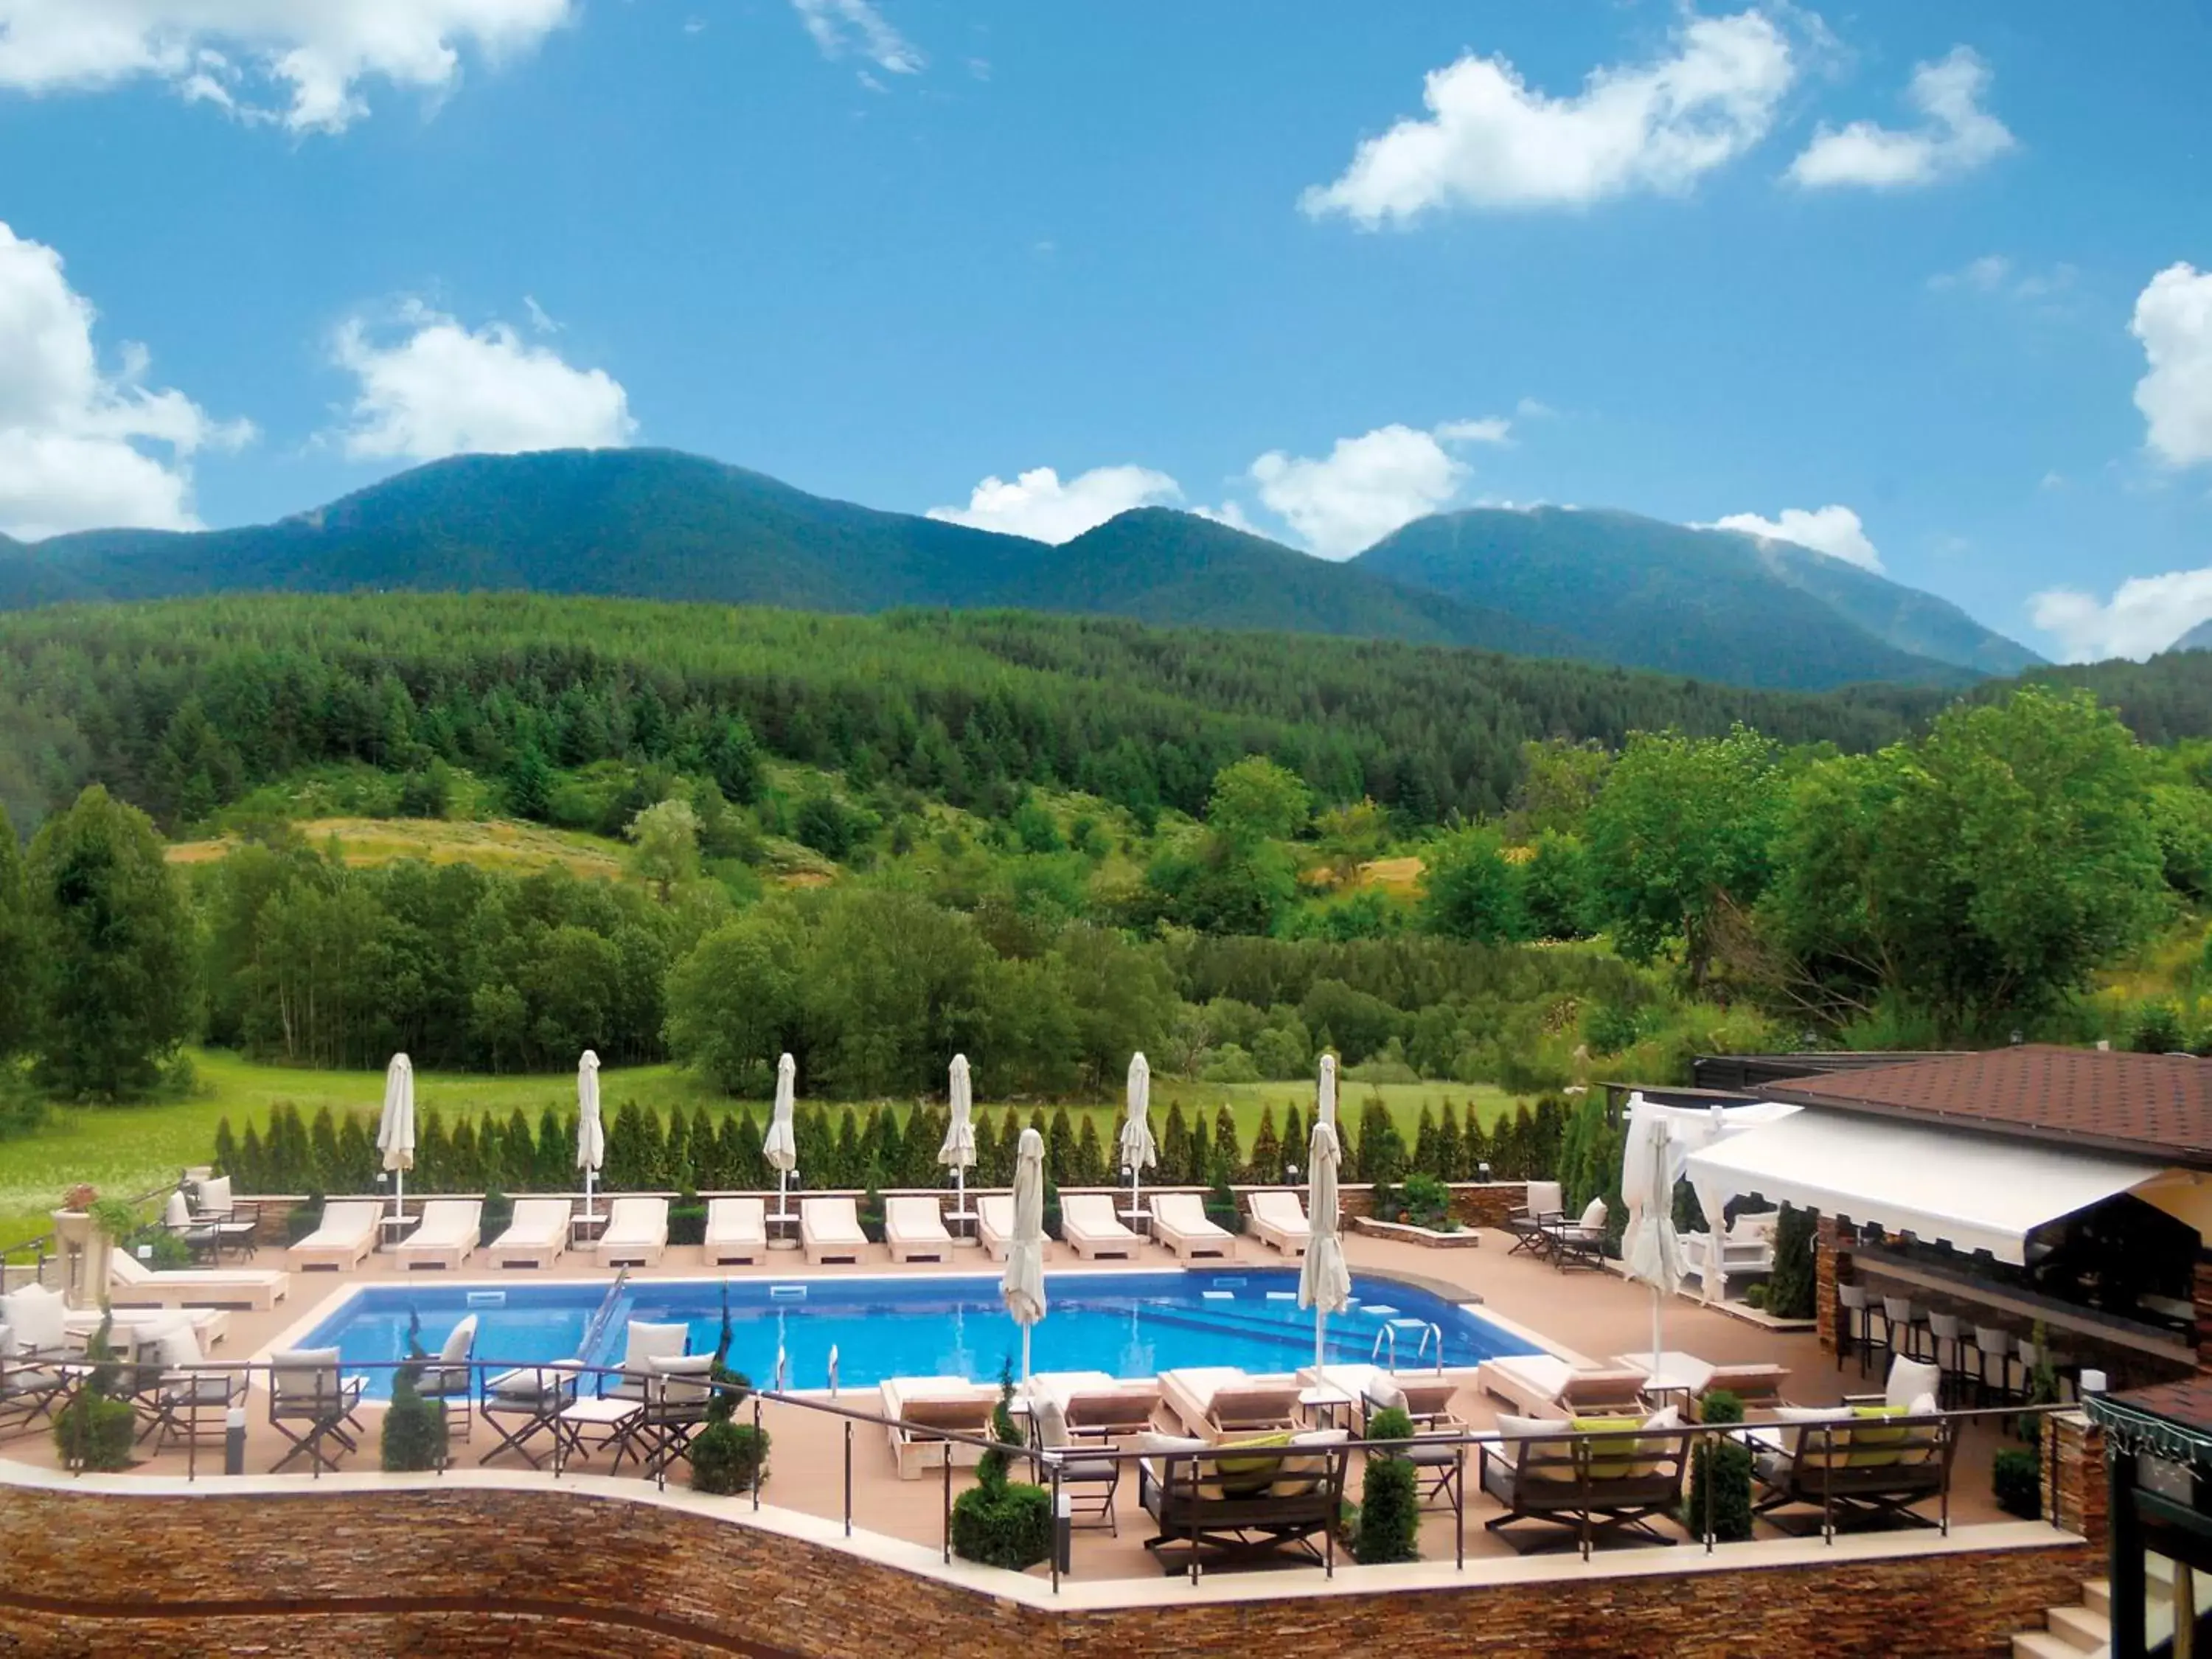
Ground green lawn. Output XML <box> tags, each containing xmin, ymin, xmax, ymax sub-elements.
<box><xmin>0</xmin><ymin>1051</ymin><xmax>1531</xmax><ymax>1251</ymax></box>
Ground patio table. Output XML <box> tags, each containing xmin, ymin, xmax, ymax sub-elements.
<box><xmin>554</xmin><ymin>1397</ymin><xmax>645</xmax><ymax>1472</ymax></box>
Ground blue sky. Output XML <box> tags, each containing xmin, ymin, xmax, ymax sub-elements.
<box><xmin>0</xmin><ymin>1</ymin><xmax>2207</xmax><ymax>661</ymax></box>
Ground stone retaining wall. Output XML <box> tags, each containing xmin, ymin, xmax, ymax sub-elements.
<box><xmin>0</xmin><ymin>1470</ymin><xmax>2096</xmax><ymax>1659</ymax></box>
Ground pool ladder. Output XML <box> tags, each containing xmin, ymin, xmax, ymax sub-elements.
<box><xmin>1413</xmin><ymin>1322</ymin><xmax>1445</xmax><ymax>1374</ymax></box>
<box><xmin>1371</xmin><ymin>1321</ymin><xmax>1447</xmax><ymax>1374</ymax></box>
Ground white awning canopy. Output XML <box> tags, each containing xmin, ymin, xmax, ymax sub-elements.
<box><xmin>1683</xmin><ymin>1109</ymin><xmax>2168</xmax><ymax>1265</ymax></box>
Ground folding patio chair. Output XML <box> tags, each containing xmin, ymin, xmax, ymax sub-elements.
<box><xmin>268</xmin><ymin>1347</ymin><xmax>367</xmax><ymax>1474</ymax></box>
<box><xmin>479</xmin><ymin>1362</ymin><xmax>582</xmax><ymax>1468</ymax></box>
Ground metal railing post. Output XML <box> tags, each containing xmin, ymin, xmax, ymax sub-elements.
<box><xmin>751</xmin><ymin>1394</ymin><xmax>763</xmax><ymax>1512</ymax></box>
<box><xmin>1051</xmin><ymin>1461</ymin><xmax>1063</xmax><ymax>1594</ymax></box>
<box><xmin>942</xmin><ymin>1441</ymin><xmax>953</xmax><ymax>1565</ymax></box>
<box><xmin>844</xmin><ymin>1419</ymin><xmax>852</xmax><ymax>1537</ymax></box>
<box><xmin>1703</xmin><ymin>1425</ymin><xmax>1715</xmax><ymax>1552</ymax></box>
<box><xmin>1455</xmin><ymin>1444</ymin><xmax>1465</xmax><ymax>1571</ymax></box>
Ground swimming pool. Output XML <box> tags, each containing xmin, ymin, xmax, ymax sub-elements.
<box><xmin>295</xmin><ymin>1270</ymin><xmax>1540</xmax><ymax>1397</ymax></box>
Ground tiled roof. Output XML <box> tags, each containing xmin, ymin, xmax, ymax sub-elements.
<box><xmin>1764</xmin><ymin>1045</ymin><xmax>2212</xmax><ymax>1166</ymax></box>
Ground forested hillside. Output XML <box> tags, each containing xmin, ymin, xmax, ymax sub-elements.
<box><xmin>0</xmin><ymin>593</ymin><xmax>1947</xmax><ymax>837</ymax></box>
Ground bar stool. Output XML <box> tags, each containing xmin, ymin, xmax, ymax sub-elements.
<box><xmin>1882</xmin><ymin>1296</ymin><xmax>1930</xmax><ymax>1363</ymax></box>
<box><xmin>1926</xmin><ymin>1312</ymin><xmax>1970</xmax><ymax>1408</ymax></box>
<box><xmin>2014</xmin><ymin>1338</ymin><xmax>2074</xmax><ymax>1406</ymax></box>
<box><xmin>1836</xmin><ymin>1284</ymin><xmax>1874</xmax><ymax>1376</ymax></box>
<box><xmin>1973</xmin><ymin>1325</ymin><xmax>2016</xmax><ymax>1405</ymax></box>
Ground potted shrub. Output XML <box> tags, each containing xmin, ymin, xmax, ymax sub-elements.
<box><xmin>950</xmin><ymin>1368</ymin><xmax>1053</xmax><ymax>1571</ymax></box>
<box><xmin>691</xmin><ymin>1360</ymin><xmax>769</xmax><ymax>1495</ymax></box>
<box><xmin>1353</xmin><ymin>1405</ymin><xmax>1420</xmax><ymax>1564</ymax></box>
<box><xmin>54</xmin><ymin>1316</ymin><xmax>136</xmax><ymax>1473</ymax></box>
<box><xmin>380</xmin><ymin>1318</ymin><xmax>448</xmax><ymax>1472</ymax></box>
<box><xmin>1683</xmin><ymin>1390</ymin><xmax>1753</xmax><ymax>1542</ymax></box>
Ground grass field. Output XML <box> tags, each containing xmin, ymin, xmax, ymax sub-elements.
<box><xmin>167</xmin><ymin>817</ymin><xmax>631</xmax><ymax>881</ymax></box>
<box><xmin>0</xmin><ymin>1052</ymin><xmax>1528</xmax><ymax>1251</ymax></box>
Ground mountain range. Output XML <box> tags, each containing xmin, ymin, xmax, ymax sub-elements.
<box><xmin>0</xmin><ymin>447</ymin><xmax>2041</xmax><ymax>692</ymax></box>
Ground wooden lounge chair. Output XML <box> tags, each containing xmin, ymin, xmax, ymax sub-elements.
<box><xmin>395</xmin><ymin>1200</ymin><xmax>481</xmax><ymax>1271</ymax></box>
<box><xmin>1060</xmin><ymin>1194</ymin><xmax>1141</xmax><ymax>1260</ymax></box>
<box><xmin>976</xmin><ymin>1194</ymin><xmax>1014</xmax><ymax>1260</ymax></box>
<box><xmin>1480</xmin><ymin>1417</ymin><xmax>1691</xmax><ymax>1554</ymax></box>
<box><xmin>1151</xmin><ymin>1193</ymin><xmax>1236</xmax><ymax>1261</ymax></box>
<box><xmin>1030</xmin><ymin>1371</ymin><xmax>1162</xmax><ymax>1441</ymax></box>
<box><xmin>1137</xmin><ymin>1433</ymin><xmax>1349</xmax><ymax>1575</ymax></box>
<box><xmin>1696</xmin><ymin>1362</ymin><xmax>1792</xmax><ymax>1415</ymax></box>
<box><xmin>288</xmin><ymin>1200</ymin><xmax>381</xmax><ymax>1272</ymax></box>
<box><xmin>1505</xmin><ymin>1180</ymin><xmax>1565</xmax><ymax>1257</ymax></box>
<box><xmin>1752</xmin><ymin>1408</ymin><xmax>1953</xmax><ymax>1533</ymax></box>
<box><xmin>109</xmin><ymin>1249</ymin><xmax>288</xmax><ymax>1311</ymax></box>
<box><xmin>704</xmin><ymin>1197</ymin><xmax>768</xmax><ymax>1267</ymax></box>
<box><xmin>880</xmin><ymin>1376</ymin><xmax>997</xmax><ymax>1478</ymax></box>
<box><xmin>597</xmin><ymin>1197</ymin><xmax>669</xmax><ymax>1268</ymax></box>
<box><xmin>1477</xmin><ymin>1354</ymin><xmax>1648</xmax><ymax>1419</ymax></box>
<box><xmin>1158</xmin><ymin>1367</ymin><xmax>1300</xmax><ymax>1441</ymax></box>
<box><xmin>268</xmin><ymin>1347</ymin><xmax>368</xmax><ymax>1473</ymax></box>
<box><xmin>801</xmin><ymin>1197</ymin><xmax>867</xmax><ymax>1265</ymax></box>
<box><xmin>487</xmin><ymin>1198</ymin><xmax>571</xmax><ymax>1269</ymax></box>
<box><xmin>1245</xmin><ymin>1190</ymin><xmax>1310</xmax><ymax>1257</ymax></box>
<box><xmin>883</xmin><ymin>1197</ymin><xmax>953</xmax><ymax>1264</ymax></box>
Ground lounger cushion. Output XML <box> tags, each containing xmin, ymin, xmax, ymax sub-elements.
<box><xmin>1847</xmin><ymin>1405</ymin><xmax>1910</xmax><ymax>1468</ymax></box>
<box><xmin>1885</xmin><ymin>1358</ymin><xmax>1944</xmax><ymax>1413</ymax></box>
<box><xmin>0</xmin><ymin>1286</ymin><xmax>66</xmax><ymax>1354</ymax></box>
<box><xmin>1365</xmin><ymin>1374</ymin><xmax>1409</xmax><ymax>1413</ymax></box>
<box><xmin>1136</xmin><ymin>1430</ymin><xmax>1208</xmax><ymax>1455</ymax></box>
<box><xmin>1497</xmin><ymin>1413</ymin><xmax>1571</xmax><ymax>1439</ymax></box>
<box><xmin>1579</xmin><ymin>1197</ymin><xmax>1607</xmax><ymax>1231</ymax></box>
<box><xmin>165</xmin><ymin>1192</ymin><xmax>192</xmax><ymax>1229</ymax></box>
<box><xmin>1571</xmin><ymin>1414</ymin><xmax>1648</xmax><ymax>1480</ymax></box>
<box><xmin>1774</xmin><ymin>1404</ymin><xmax>1854</xmax><ymax>1460</ymax></box>
<box><xmin>1212</xmin><ymin>1430</ymin><xmax>1292</xmax><ymax>1492</ymax></box>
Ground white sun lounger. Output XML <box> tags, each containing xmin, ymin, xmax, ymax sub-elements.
<box><xmin>289</xmin><ymin>1200</ymin><xmax>382</xmax><ymax>1272</ymax></box>
<box><xmin>1245</xmin><ymin>1190</ymin><xmax>1310</xmax><ymax>1257</ymax></box>
<box><xmin>975</xmin><ymin>1194</ymin><xmax>1015</xmax><ymax>1260</ymax></box>
<box><xmin>705</xmin><ymin>1197</ymin><xmax>768</xmax><ymax>1267</ymax></box>
<box><xmin>69</xmin><ymin>1304</ymin><xmax>232</xmax><ymax>1352</ymax></box>
<box><xmin>801</xmin><ymin>1197</ymin><xmax>867</xmax><ymax>1265</ymax></box>
<box><xmin>597</xmin><ymin>1197</ymin><xmax>669</xmax><ymax>1268</ymax></box>
<box><xmin>395</xmin><ymin>1200</ymin><xmax>481</xmax><ymax>1271</ymax></box>
<box><xmin>1475</xmin><ymin>1352</ymin><xmax>1650</xmax><ymax>1417</ymax></box>
<box><xmin>1300</xmin><ymin>1363</ymin><xmax>1465</xmax><ymax>1425</ymax></box>
<box><xmin>487</xmin><ymin>1198</ymin><xmax>571</xmax><ymax>1269</ymax></box>
<box><xmin>1158</xmin><ymin>1366</ymin><xmax>1301</xmax><ymax>1441</ymax></box>
<box><xmin>880</xmin><ymin>1375</ymin><xmax>998</xmax><ymax>1479</ymax></box>
<box><xmin>884</xmin><ymin>1197</ymin><xmax>953</xmax><ymax>1264</ymax></box>
<box><xmin>1030</xmin><ymin>1371</ymin><xmax>1162</xmax><ymax>1441</ymax></box>
<box><xmin>1059</xmin><ymin>1194</ymin><xmax>1140</xmax><ymax>1260</ymax></box>
<box><xmin>1150</xmin><ymin>1192</ymin><xmax>1236</xmax><ymax>1261</ymax></box>
<box><xmin>109</xmin><ymin>1249</ymin><xmax>288</xmax><ymax>1310</ymax></box>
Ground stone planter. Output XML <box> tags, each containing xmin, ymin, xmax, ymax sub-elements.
<box><xmin>1349</xmin><ymin>1215</ymin><xmax>1481</xmax><ymax>1249</ymax></box>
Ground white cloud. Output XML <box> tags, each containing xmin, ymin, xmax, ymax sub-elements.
<box><xmin>1301</xmin><ymin>10</ymin><xmax>1795</xmax><ymax>224</ymax></box>
<box><xmin>925</xmin><ymin>465</ymin><xmax>1180</xmax><ymax>544</ymax></box>
<box><xmin>0</xmin><ymin>0</ymin><xmax>571</xmax><ymax>133</ymax></box>
<box><xmin>0</xmin><ymin>221</ymin><xmax>249</xmax><ymax>540</ymax></box>
<box><xmin>1928</xmin><ymin>254</ymin><xmax>2014</xmax><ymax>293</ymax></box>
<box><xmin>1247</xmin><ymin>420</ymin><xmax>1507</xmax><ymax>558</ymax></box>
<box><xmin>2031</xmin><ymin>571</ymin><xmax>2212</xmax><ymax>663</ymax></box>
<box><xmin>330</xmin><ymin>302</ymin><xmax>635</xmax><ymax>462</ymax></box>
<box><xmin>1788</xmin><ymin>46</ymin><xmax>2014</xmax><ymax>189</ymax></box>
<box><xmin>790</xmin><ymin>0</ymin><xmax>922</xmax><ymax>74</ymax></box>
<box><xmin>1192</xmin><ymin>501</ymin><xmax>1262</xmax><ymax>535</ymax></box>
<box><xmin>1706</xmin><ymin>504</ymin><xmax>1883</xmax><ymax>571</ymax></box>
<box><xmin>2133</xmin><ymin>263</ymin><xmax>2212</xmax><ymax>468</ymax></box>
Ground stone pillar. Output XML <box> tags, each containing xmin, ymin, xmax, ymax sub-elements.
<box><xmin>48</xmin><ymin>1210</ymin><xmax>112</xmax><ymax>1313</ymax></box>
<box><xmin>2044</xmin><ymin>1412</ymin><xmax>2109</xmax><ymax>1547</ymax></box>
<box><xmin>1817</xmin><ymin>1215</ymin><xmax>1851</xmax><ymax>1354</ymax></box>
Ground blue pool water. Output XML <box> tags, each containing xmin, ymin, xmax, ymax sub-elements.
<box><xmin>298</xmin><ymin>1270</ymin><xmax>1538</xmax><ymax>1397</ymax></box>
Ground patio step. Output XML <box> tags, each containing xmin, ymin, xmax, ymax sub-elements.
<box><xmin>2043</xmin><ymin>1604</ymin><xmax>2108</xmax><ymax>1651</ymax></box>
<box><xmin>2081</xmin><ymin>1580</ymin><xmax>2110</xmax><ymax>1617</ymax></box>
<box><xmin>2010</xmin><ymin>1634</ymin><xmax>2103</xmax><ymax>1659</ymax></box>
